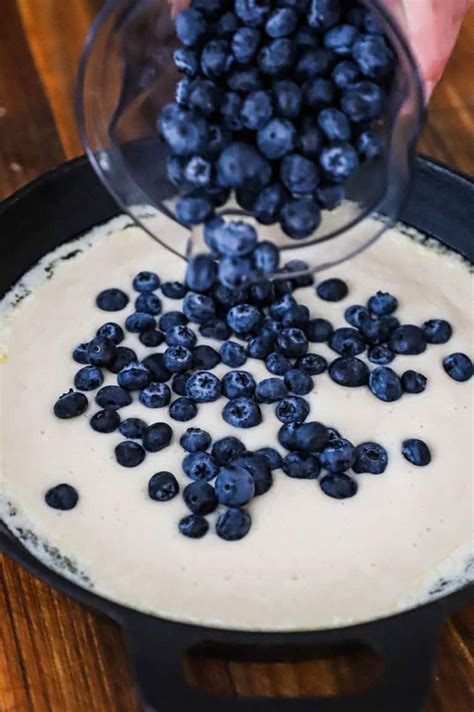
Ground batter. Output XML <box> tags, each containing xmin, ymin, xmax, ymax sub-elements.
<box><xmin>0</xmin><ymin>215</ymin><xmax>472</xmax><ymax>631</ymax></box>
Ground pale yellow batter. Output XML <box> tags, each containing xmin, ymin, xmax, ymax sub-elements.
<box><xmin>0</xmin><ymin>215</ymin><xmax>472</xmax><ymax>631</ymax></box>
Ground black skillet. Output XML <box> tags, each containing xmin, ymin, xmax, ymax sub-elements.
<box><xmin>0</xmin><ymin>155</ymin><xmax>473</xmax><ymax>712</ymax></box>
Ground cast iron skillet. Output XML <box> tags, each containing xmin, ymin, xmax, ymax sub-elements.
<box><xmin>0</xmin><ymin>155</ymin><xmax>473</xmax><ymax>712</ymax></box>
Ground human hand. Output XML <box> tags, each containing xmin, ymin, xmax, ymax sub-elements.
<box><xmin>168</xmin><ymin>0</ymin><xmax>473</xmax><ymax>100</ymax></box>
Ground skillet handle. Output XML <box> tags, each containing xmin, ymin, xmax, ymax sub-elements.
<box><xmin>122</xmin><ymin>603</ymin><xmax>446</xmax><ymax>712</ymax></box>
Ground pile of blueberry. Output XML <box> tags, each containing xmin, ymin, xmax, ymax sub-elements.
<box><xmin>48</xmin><ymin>244</ymin><xmax>472</xmax><ymax>539</ymax></box>
<box><xmin>159</xmin><ymin>0</ymin><xmax>394</xmax><ymax>238</ymax></box>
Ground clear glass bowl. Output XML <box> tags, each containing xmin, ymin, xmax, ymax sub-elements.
<box><xmin>76</xmin><ymin>0</ymin><xmax>424</xmax><ymax>276</ymax></box>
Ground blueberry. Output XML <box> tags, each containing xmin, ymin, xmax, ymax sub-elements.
<box><xmin>257</xmin><ymin>118</ymin><xmax>297</xmax><ymax>160</ymax></box>
<box><xmin>317</xmin><ymin>107</ymin><xmax>351</xmax><ymax>141</ymax></box>
<box><xmin>176</xmin><ymin>191</ymin><xmax>214</xmax><ymax>226</ymax></box>
<box><xmin>90</xmin><ymin>409</ymin><xmax>120</xmax><ymax>434</ymax></box>
<box><xmin>280</xmin><ymin>154</ymin><xmax>320</xmax><ymax>194</ymax></box>
<box><xmin>369</xmin><ymin>366</ymin><xmax>402</xmax><ymax>402</ymax></box>
<box><xmin>180</xmin><ymin>427</ymin><xmax>212</xmax><ymax>453</ymax></box>
<box><xmin>329</xmin><ymin>328</ymin><xmax>365</xmax><ymax>357</ymax></box>
<box><xmin>139</xmin><ymin>331</ymin><xmax>163</xmax><ymax>348</ymax></box>
<box><xmin>117</xmin><ymin>362</ymin><xmax>150</xmax><ymax>391</ymax></box>
<box><xmin>320</xmin><ymin>473</ymin><xmax>357</xmax><ymax>498</ymax></box>
<box><xmin>306</xmin><ymin>318</ymin><xmax>333</xmax><ymax>342</ymax></box>
<box><xmin>443</xmin><ymin>353</ymin><xmax>473</xmax><ymax>382</ymax></box>
<box><xmin>216</xmin><ymin>11</ymin><xmax>239</xmax><ymax>35</ymax></box>
<box><xmin>316</xmin><ymin>277</ymin><xmax>348</xmax><ymax>302</ymax></box>
<box><xmin>54</xmin><ymin>390</ymin><xmax>88</xmax><ymax>419</ymax></box>
<box><xmin>284</xmin><ymin>261</ymin><xmax>314</xmax><ymax>286</ymax></box>
<box><xmin>165</xmin><ymin>325</ymin><xmax>196</xmax><ymax>350</ymax></box>
<box><xmin>422</xmin><ymin>319</ymin><xmax>453</xmax><ymax>345</ymax></box>
<box><xmin>108</xmin><ymin>346</ymin><xmax>138</xmax><ymax>374</ymax></box>
<box><xmin>133</xmin><ymin>271</ymin><xmax>160</xmax><ymax>293</ymax></box>
<box><xmin>179</xmin><ymin>514</ymin><xmax>209</xmax><ymax>538</ymax></box>
<box><xmin>256</xmin><ymin>447</ymin><xmax>282</xmax><ymax>470</ymax></box>
<box><xmin>219</xmin><ymin>256</ymin><xmax>256</xmax><ymax>288</ymax></box>
<box><xmin>328</xmin><ymin>356</ymin><xmax>369</xmax><ymax>387</ymax></box>
<box><xmin>361</xmin><ymin>9</ymin><xmax>380</xmax><ymax>33</ymax></box>
<box><xmin>216</xmin><ymin>507</ymin><xmax>251</xmax><ymax>541</ymax></box>
<box><xmin>270</xmin><ymin>293</ymin><xmax>297</xmax><ymax>320</ymax></box>
<box><xmin>359</xmin><ymin>318</ymin><xmax>390</xmax><ymax>346</ymax></box>
<box><xmin>294</xmin><ymin>26</ymin><xmax>319</xmax><ymax>47</ymax></box>
<box><xmin>214</xmin><ymin>221</ymin><xmax>258</xmax><ymax>258</ymax></box>
<box><xmin>284</xmin><ymin>369</ymin><xmax>313</xmax><ymax>395</ymax></box>
<box><xmin>258</xmin><ymin>38</ymin><xmax>295</xmax><ymax>75</ymax></box>
<box><xmin>125</xmin><ymin>312</ymin><xmax>156</xmax><ymax>333</ymax></box>
<box><xmin>320</xmin><ymin>437</ymin><xmax>355</xmax><ymax>472</ymax></box>
<box><xmin>296</xmin><ymin>48</ymin><xmax>335</xmax><ymax>79</ymax></box>
<box><xmin>185</xmin><ymin>254</ymin><xmax>217</xmax><ymax>293</ymax></box>
<box><xmin>248</xmin><ymin>280</ymin><xmax>276</xmax><ymax>307</ymax></box>
<box><xmin>402</xmin><ymin>439</ymin><xmax>432</xmax><ymax>467</ymax></box>
<box><xmin>158</xmin><ymin>104</ymin><xmax>208</xmax><ymax>156</ymax></box>
<box><xmin>95</xmin><ymin>386</ymin><xmax>132</xmax><ymax>410</ymax></box>
<box><xmin>261</xmin><ymin>319</ymin><xmax>284</xmax><ymax>339</ymax></box>
<box><xmin>220</xmin><ymin>341</ymin><xmax>247</xmax><ymax>368</ymax></box>
<box><xmin>159</xmin><ymin>311</ymin><xmax>188</xmax><ymax>331</ymax></box>
<box><xmin>298</xmin><ymin>119</ymin><xmax>323</xmax><ymax>158</ymax></box>
<box><xmin>73</xmin><ymin>343</ymin><xmax>89</xmax><ymax>364</ymax></box>
<box><xmin>183</xmin><ymin>480</ymin><xmax>217</xmax><ymax>515</ymax></box>
<box><xmin>191</xmin><ymin>0</ymin><xmax>222</xmax><ymax>19</ymax></box>
<box><xmin>87</xmin><ymin>336</ymin><xmax>116</xmax><ymax>367</ymax></box>
<box><xmin>119</xmin><ymin>417</ymin><xmax>147</xmax><ymax>439</ymax></box>
<box><xmin>265</xmin><ymin>7</ymin><xmax>297</xmax><ymax>37</ymax></box>
<box><xmin>115</xmin><ymin>441</ymin><xmax>146</xmax><ymax>467</ymax></box>
<box><xmin>367</xmin><ymin>344</ymin><xmax>394</xmax><ymax>365</ymax></box>
<box><xmin>332</xmin><ymin>59</ymin><xmax>359</xmax><ymax>88</ymax></box>
<box><xmin>324</xmin><ymin>23</ymin><xmax>359</xmax><ymax>54</ymax></box>
<box><xmin>184</xmin><ymin>156</ymin><xmax>212</xmax><ymax>187</ymax></box>
<box><xmin>227</xmin><ymin>67</ymin><xmax>263</xmax><ymax>93</ymax></box>
<box><xmin>242</xmin><ymin>90</ymin><xmax>273</xmax><ymax>130</ymax></box>
<box><xmin>401</xmin><ymin>370</ymin><xmax>427</xmax><ymax>395</ymax></box>
<box><xmin>218</xmin><ymin>142</ymin><xmax>272</xmax><ymax>192</ymax></box>
<box><xmin>308</xmin><ymin>0</ymin><xmax>340</xmax><ymax>30</ymax></box>
<box><xmin>193</xmin><ymin>344</ymin><xmax>221</xmax><ymax>369</ymax></box>
<box><xmin>265</xmin><ymin>352</ymin><xmax>291</xmax><ymax>375</ymax></box>
<box><xmin>96</xmin><ymin>322</ymin><xmax>124</xmax><ymax>344</ymax></box>
<box><xmin>161</xmin><ymin>281</ymin><xmax>187</xmax><ymax>299</ymax></box>
<box><xmin>139</xmin><ymin>382</ymin><xmax>172</xmax><ymax>408</ymax></box>
<box><xmin>231</xmin><ymin>452</ymin><xmax>272</xmax><ymax>495</ymax></box>
<box><xmin>142</xmin><ymin>353</ymin><xmax>172</xmax><ymax>383</ymax></box>
<box><xmin>176</xmin><ymin>8</ymin><xmax>206</xmax><ymax>47</ymax></box>
<box><xmin>169</xmin><ymin>396</ymin><xmax>198</xmax><ymax>421</ymax></box>
<box><xmin>357</xmin><ymin>129</ymin><xmax>382</xmax><ymax>160</ymax></box>
<box><xmin>183</xmin><ymin>292</ymin><xmax>216</xmax><ymax>323</ymax></box>
<box><xmin>275</xmin><ymin>396</ymin><xmax>310</xmax><ymax>423</ymax></box>
<box><xmin>273</xmin><ymin>80</ymin><xmax>302</xmax><ymax>118</ymax></box>
<box><xmin>320</xmin><ymin>143</ymin><xmax>359</xmax><ymax>181</ymax></box>
<box><xmin>227</xmin><ymin>304</ymin><xmax>262</xmax><ymax>335</ymax></box>
<box><xmin>389</xmin><ymin>325</ymin><xmax>426</xmax><ymax>356</ymax></box>
<box><xmin>277</xmin><ymin>328</ymin><xmax>308</xmax><ymax>358</ymax></box>
<box><xmin>255</xmin><ymin>377</ymin><xmax>288</xmax><ymax>403</ymax></box>
<box><xmin>215</xmin><ymin>465</ymin><xmax>255</xmax><ymax>507</ymax></box>
<box><xmin>280</xmin><ymin>198</ymin><xmax>321</xmax><ymax>239</ymax></box>
<box><xmin>231</xmin><ymin>27</ymin><xmax>261</xmax><ymax>63</ymax></box>
<box><xmin>223</xmin><ymin>397</ymin><xmax>262</xmax><ymax>428</ymax></box>
<box><xmin>294</xmin><ymin>421</ymin><xmax>330</xmax><ymax>452</ymax></box>
<box><xmin>74</xmin><ymin>366</ymin><xmax>103</xmax><ymax>391</ymax></box>
<box><xmin>282</xmin><ymin>305</ymin><xmax>310</xmax><ymax>330</ymax></box>
<box><xmin>222</xmin><ymin>371</ymin><xmax>256</xmax><ymax>399</ymax></box>
<box><xmin>183</xmin><ymin>451</ymin><xmax>219</xmax><ymax>481</ymax></box>
<box><xmin>344</xmin><ymin>304</ymin><xmax>369</xmax><ymax>328</ymax></box>
<box><xmin>142</xmin><ymin>422</ymin><xmax>173</xmax><ymax>453</ymax></box>
<box><xmin>96</xmin><ymin>288</ymin><xmax>129</xmax><ymax>312</ymax></box>
<box><xmin>295</xmin><ymin>353</ymin><xmax>327</xmax><ymax>375</ymax></box>
<box><xmin>174</xmin><ymin>47</ymin><xmax>198</xmax><ymax>76</ymax></box>
<box><xmin>212</xmin><ymin>436</ymin><xmax>245</xmax><ymax>465</ymax></box>
<box><xmin>367</xmin><ymin>291</ymin><xmax>397</xmax><ymax>316</ymax></box>
<box><xmin>163</xmin><ymin>346</ymin><xmax>194</xmax><ymax>374</ymax></box>
<box><xmin>316</xmin><ymin>183</ymin><xmax>346</xmax><ymax>210</ymax></box>
<box><xmin>235</xmin><ymin>0</ymin><xmax>271</xmax><ymax>26</ymax></box>
<box><xmin>283</xmin><ymin>451</ymin><xmax>321</xmax><ymax>478</ymax></box>
<box><xmin>247</xmin><ymin>336</ymin><xmax>275</xmax><ymax>360</ymax></box>
<box><xmin>200</xmin><ymin>320</ymin><xmax>232</xmax><ymax>340</ymax></box>
<box><xmin>278</xmin><ymin>421</ymin><xmax>302</xmax><ymax>450</ymax></box>
<box><xmin>45</xmin><ymin>484</ymin><xmax>79</xmax><ymax>511</ymax></box>
<box><xmin>172</xmin><ymin>373</ymin><xmax>191</xmax><ymax>396</ymax></box>
<box><xmin>353</xmin><ymin>33</ymin><xmax>394</xmax><ymax>79</ymax></box>
<box><xmin>185</xmin><ymin>371</ymin><xmax>221</xmax><ymax>403</ymax></box>
<box><xmin>201</xmin><ymin>40</ymin><xmax>233</xmax><ymax>78</ymax></box>
<box><xmin>341</xmin><ymin>80</ymin><xmax>384</xmax><ymax>122</ymax></box>
<box><xmin>353</xmin><ymin>442</ymin><xmax>388</xmax><ymax>474</ymax></box>
<box><xmin>148</xmin><ymin>472</ymin><xmax>179</xmax><ymax>502</ymax></box>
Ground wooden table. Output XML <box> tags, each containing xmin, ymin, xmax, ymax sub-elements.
<box><xmin>0</xmin><ymin>2</ymin><xmax>473</xmax><ymax>710</ymax></box>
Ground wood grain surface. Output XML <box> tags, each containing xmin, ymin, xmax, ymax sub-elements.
<box><xmin>0</xmin><ymin>2</ymin><xmax>473</xmax><ymax>710</ymax></box>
